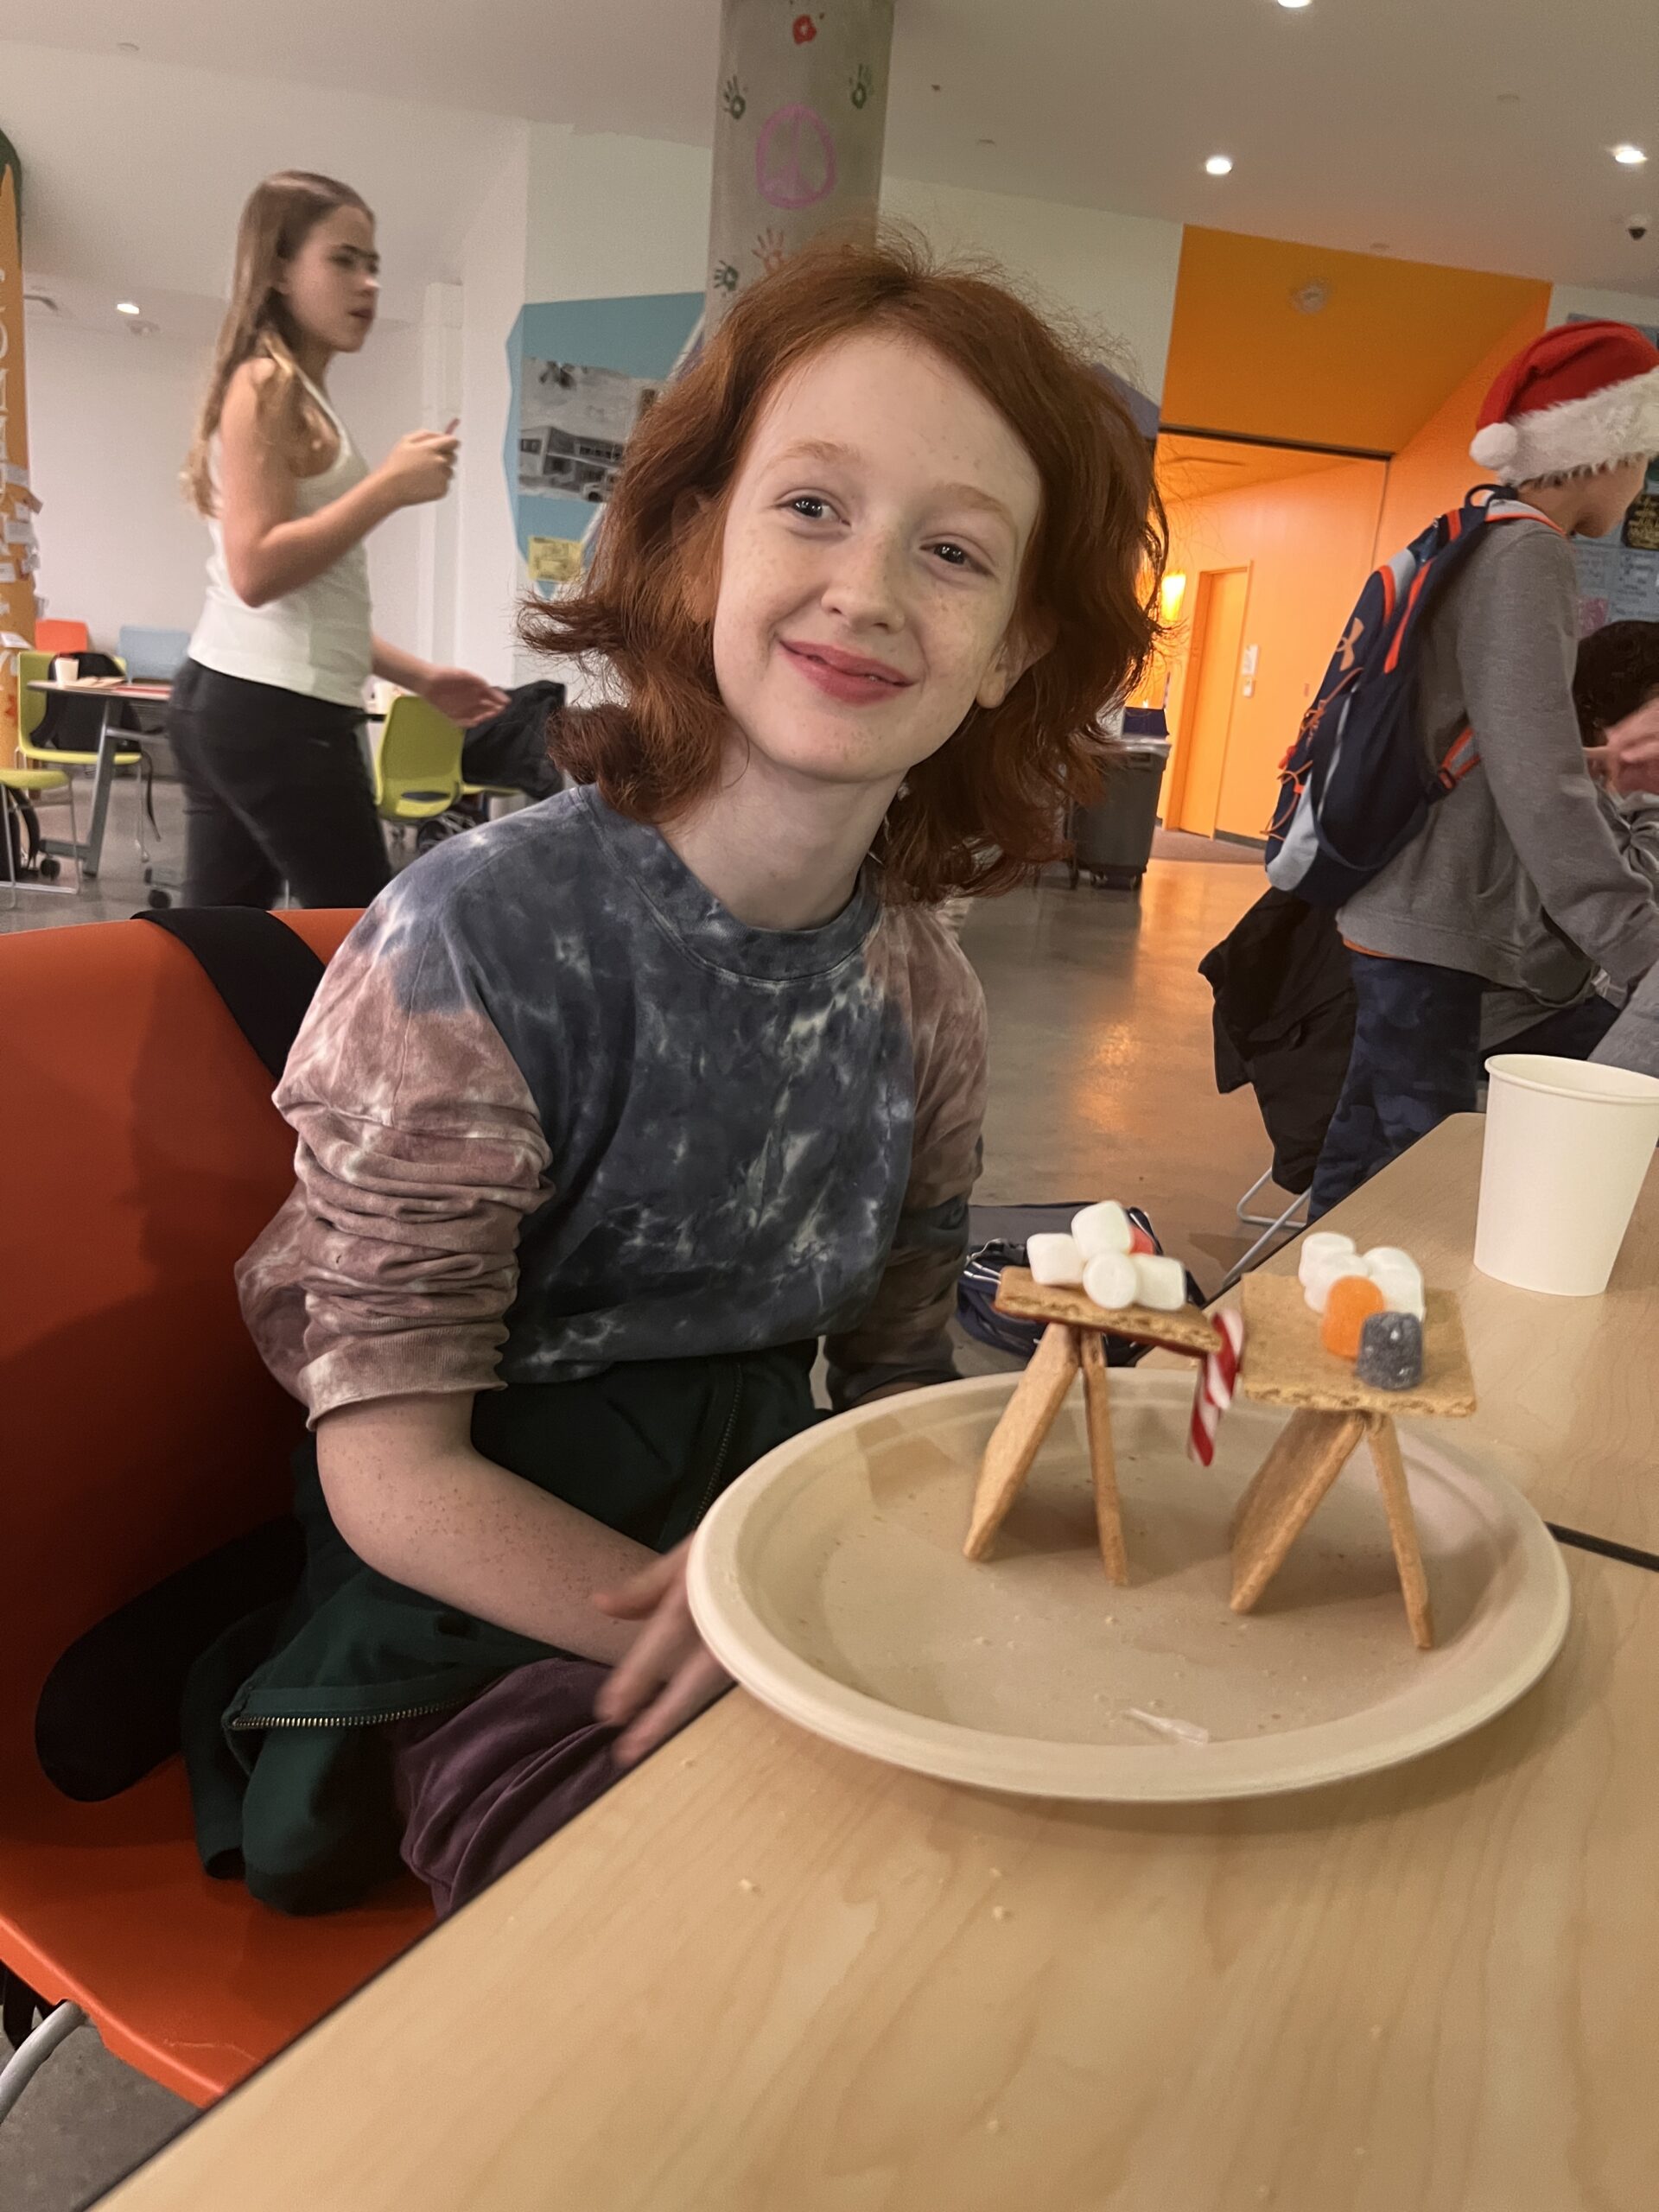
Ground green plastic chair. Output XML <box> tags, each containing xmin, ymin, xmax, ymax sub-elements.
<box><xmin>374</xmin><ymin>695</ymin><xmax>514</xmax><ymax>825</ymax></box>
<box><xmin>16</xmin><ymin>651</ymin><xmax>142</xmax><ymax>769</ymax></box>
<box><xmin>373</xmin><ymin>695</ymin><xmax>467</xmax><ymax>823</ymax></box>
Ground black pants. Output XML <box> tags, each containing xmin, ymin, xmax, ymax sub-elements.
<box><xmin>1309</xmin><ymin>951</ymin><xmax>1620</xmax><ymax>1217</ymax></box>
<box><xmin>168</xmin><ymin>659</ymin><xmax>392</xmax><ymax>910</ymax></box>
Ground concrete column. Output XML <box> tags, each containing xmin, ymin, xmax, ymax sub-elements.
<box><xmin>705</xmin><ymin>0</ymin><xmax>893</xmax><ymax>332</ymax></box>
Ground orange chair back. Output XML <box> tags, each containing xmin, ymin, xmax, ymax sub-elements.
<box><xmin>32</xmin><ymin>618</ymin><xmax>91</xmax><ymax>656</ymax></box>
<box><xmin>0</xmin><ymin>911</ymin><xmax>438</xmax><ymax>2106</ymax></box>
<box><xmin>0</xmin><ymin>912</ymin><xmax>359</xmax><ymax>1771</ymax></box>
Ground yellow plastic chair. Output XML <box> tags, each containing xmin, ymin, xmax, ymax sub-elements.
<box><xmin>373</xmin><ymin>694</ymin><xmax>465</xmax><ymax>823</ymax></box>
<box><xmin>0</xmin><ymin>766</ymin><xmax>80</xmax><ymax>909</ymax></box>
<box><xmin>16</xmin><ymin>651</ymin><xmax>143</xmax><ymax>772</ymax></box>
<box><xmin>373</xmin><ymin>695</ymin><xmax>517</xmax><ymax>828</ymax></box>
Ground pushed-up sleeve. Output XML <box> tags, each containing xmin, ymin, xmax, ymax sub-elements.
<box><xmin>825</xmin><ymin>918</ymin><xmax>988</xmax><ymax>1411</ymax></box>
<box><xmin>237</xmin><ymin>896</ymin><xmax>552</xmax><ymax>1424</ymax></box>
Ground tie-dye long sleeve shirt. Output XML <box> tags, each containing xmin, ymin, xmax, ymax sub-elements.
<box><xmin>238</xmin><ymin>786</ymin><xmax>988</xmax><ymax>1425</ymax></box>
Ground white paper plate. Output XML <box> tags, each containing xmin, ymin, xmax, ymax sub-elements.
<box><xmin>689</xmin><ymin>1370</ymin><xmax>1569</xmax><ymax>1802</ymax></box>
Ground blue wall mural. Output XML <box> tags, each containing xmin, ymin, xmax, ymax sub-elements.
<box><xmin>505</xmin><ymin>292</ymin><xmax>704</xmax><ymax>572</ymax></box>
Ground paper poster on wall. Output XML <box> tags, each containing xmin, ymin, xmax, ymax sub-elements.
<box><xmin>505</xmin><ymin>292</ymin><xmax>703</xmax><ymax>582</ymax></box>
<box><xmin>1569</xmin><ymin>315</ymin><xmax>1659</xmax><ymax>633</ymax></box>
<box><xmin>527</xmin><ymin>536</ymin><xmax>585</xmax><ymax>585</ymax></box>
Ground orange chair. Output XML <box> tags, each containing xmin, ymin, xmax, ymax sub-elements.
<box><xmin>31</xmin><ymin>619</ymin><xmax>91</xmax><ymax>657</ymax></box>
<box><xmin>0</xmin><ymin>914</ymin><xmax>431</xmax><ymax>2117</ymax></box>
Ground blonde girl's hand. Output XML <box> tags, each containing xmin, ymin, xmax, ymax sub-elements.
<box><xmin>591</xmin><ymin>1540</ymin><xmax>730</xmax><ymax>1768</ymax></box>
<box><xmin>377</xmin><ymin>427</ymin><xmax>459</xmax><ymax>507</ymax></box>
<box><xmin>419</xmin><ymin>666</ymin><xmax>509</xmax><ymax>725</ymax></box>
<box><xmin>1589</xmin><ymin>699</ymin><xmax>1659</xmax><ymax>797</ymax></box>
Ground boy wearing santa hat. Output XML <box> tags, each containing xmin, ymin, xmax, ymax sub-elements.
<box><xmin>1311</xmin><ymin>320</ymin><xmax>1659</xmax><ymax>1212</ymax></box>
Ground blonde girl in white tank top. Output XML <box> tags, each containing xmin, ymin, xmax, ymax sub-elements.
<box><xmin>175</xmin><ymin>171</ymin><xmax>505</xmax><ymax>909</ymax></box>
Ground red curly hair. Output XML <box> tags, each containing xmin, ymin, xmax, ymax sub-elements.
<box><xmin>521</xmin><ymin>232</ymin><xmax>1166</xmax><ymax>903</ymax></box>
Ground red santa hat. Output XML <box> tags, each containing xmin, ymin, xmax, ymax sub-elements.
<box><xmin>1470</xmin><ymin>319</ymin><xmax>1659</xmax><ymax>483</ymax></box>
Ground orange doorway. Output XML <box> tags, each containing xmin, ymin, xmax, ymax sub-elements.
<box><xmin>1166</xmin><ymin>565</ymin><xmax>1249</xmax><ymax>836</ymax></box>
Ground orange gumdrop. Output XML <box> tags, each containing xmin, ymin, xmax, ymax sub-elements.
<box><xmin>1322</xmin><ymin>1273</ymin><xmax>1385</xmax><ymax>1360</ymax></box>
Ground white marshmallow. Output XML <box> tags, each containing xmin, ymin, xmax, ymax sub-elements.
<box><xmin>1083</xmin><ymin>1250</ymin><xmax>1138</xmax><ymax>1311</ymax></box>
<box><xmin>1362</xmin><ymin>1246</ymin><xmax>1426</xmax><ymax>1321</ymax></box>
<box><xmin>1072</xmin><ymin>1201</ymin><xmax>1133</xmax><ymax>1260</ymax></box>
<box><xmin>1132</xmin><ymin>1253</ymin><xmax>1186</xmax><ymax>1312</ymax></box>
<box><xmin>1303</xmin><ymin>1253</ymin><xmax>1371</xmax><ymax>1315</ymax></box>
<box><xmin>1297</xmin><ymin>1231</ymin><xmax>1356</xmax><ymax>1291</ymax></box>
<box><xmin>1027</xmin><ymin>1232</ymin><xmax>1086</xmax><ymax>1287</ymax></box>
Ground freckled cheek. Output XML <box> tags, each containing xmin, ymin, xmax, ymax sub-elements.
<box><xmin>923</xmin><ymin>600</ymin><xmax>1009</xmax><ymax>700</ymax></box>
<box><xmin>715</xmin><ymin>529</ymin><xmax>817</xmax><ymax>671</ymax></box>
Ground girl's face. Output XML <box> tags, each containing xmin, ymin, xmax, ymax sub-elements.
<box><xmin>711</xmin><ymin>331</ymin><xmax>1044</xmax><ymax>795</ymax></box>
<box><xmin>278</xmin><ymin>204</ymin><xmax>379</xmax><ymax>354</ymax></box>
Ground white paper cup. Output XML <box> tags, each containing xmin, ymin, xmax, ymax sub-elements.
<box><xmin>1475</xmin><ymin>1052</ymin><xmax>1659</xmax><ymax>1296</ymax></box>
<box><xmin>51</xmin><ymin>656</ymin><xmax>78</xmax><ymax>685</ymax></box>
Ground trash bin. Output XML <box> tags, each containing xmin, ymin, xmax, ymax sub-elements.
<box><xmin>1068</xmin><ymin>734</ymin><xmax>1172</xmax><ymax>890</ymax></box>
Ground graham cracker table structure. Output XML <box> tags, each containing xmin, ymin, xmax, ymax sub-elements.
<box><xmin>1231</xmin><ymin>1273</ymin><xmax>1478</xmax><ymax>1649</ymax></box>
<box><xmin>963</xmin><ymin>1268</ymin><xmax>1224</xmax><ymax>1584</ymax></box>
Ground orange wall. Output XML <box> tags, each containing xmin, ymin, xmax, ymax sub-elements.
<box><xmin>1371</xmin><ymin>298</ymin><xmax>1551</xmax><ymax>557</ymax></box>
<box><xmin>1156</xmin><ymin>450</ymin><xmax>1387</xmax><ymax>840</ymax></box>
<box><xmin>1163</xmin><ymin>228</ymin><xmax>1551</xmax><ymax>455</ymax></box>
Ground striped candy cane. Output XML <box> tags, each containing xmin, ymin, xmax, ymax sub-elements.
<box><xmin>1188</xmin><ymin>1310</ymin><xmax>1245</xmax><ymax>1466</ymax></box>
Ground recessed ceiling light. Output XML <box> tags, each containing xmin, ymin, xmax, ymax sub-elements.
<box><xmin>117</xmin><ymin>39</ymin><xmax>139</xmax><ymax>54</ymax></box>
<box><xmin>1205</xmin><ymin>154</ymin><xmax>1234</xmax><ymax>177</ymax></box>
<box><xmin>1613</xmin><ymin>144</ymin><xmax>1649</xmax><ymax>167</ymax></box>
<box><xmin>116</xmin><ymin>300</ymin><xmax>142</xmax><ymax>315</ymax></box>
<box><xmin>1276</xmin><ymin>0</ymin><xmax>1313</xmax><ymax>10</ymax></box>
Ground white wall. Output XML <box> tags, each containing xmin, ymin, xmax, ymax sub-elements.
<box><xmin>880</xmin><ymin>179</ymin><xmax>1182</xmax><ymax>402</ymax></box>
<box><xmin>331</xmin><ymin>323</ymin><xmax>426</xmax><ymax>654</ymax></box>
<box><xmin>453</xmin><ymin>126</ymin><xmax>531</xmax><ymax>683</ymax></box>
<box><xmin>524</xmin><ymin>127</ymin><xmax>711</xmax><ymax>301</ymax></box>
<box><xmin>1548</xmin><ymin>283</ymin><xmax>1659</xmax><ymax>333</ymax></box>
<box><xmin>25</xmin><ymin>316</ymin><xmax>204</xmax><ymax>649</ymax></box>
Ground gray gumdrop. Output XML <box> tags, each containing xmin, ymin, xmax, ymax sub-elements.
<box><xmin>1356</xmin><ymin>1310</ymin><xmax>1423</xmax><ymax>1391</ymax></box>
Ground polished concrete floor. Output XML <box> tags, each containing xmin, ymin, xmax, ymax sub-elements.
<box><xmin>0</xmin><ymin>783</ymin><xmax>1281</xmax><ymax>2209</ymax></box>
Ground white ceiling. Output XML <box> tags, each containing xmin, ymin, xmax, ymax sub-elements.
<box><xmin>5</xmin><ymin>0</ymin><xmax>1659</xmax><ymax>298</ymax></box>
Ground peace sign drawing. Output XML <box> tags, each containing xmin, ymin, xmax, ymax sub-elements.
<box><xmin>755</xmin><ymin>103</ymin><xmax>838</xmax><ymax>210</ymax></box>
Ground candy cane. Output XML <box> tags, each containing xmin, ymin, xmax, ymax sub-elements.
<box><xmin>1188</xmin><ymin>1310</ymin><xmax>1245</xmax><ymax>1466</ymax></box>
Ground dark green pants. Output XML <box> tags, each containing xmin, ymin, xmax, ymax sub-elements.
<box><xmin>183</xmin><ymin>1347</ymin><xmax>817</xmax><ymax>1914</ymax></box>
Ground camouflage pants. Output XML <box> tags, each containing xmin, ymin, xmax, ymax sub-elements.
<box><xmin>1309</xmin><ymin>952</ymin><xmax>1618</xmax><ymax>1217</ymax></box>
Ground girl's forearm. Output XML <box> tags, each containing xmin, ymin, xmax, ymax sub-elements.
<box><xmin>371</xmin><ymin>637</ymin><xmax>434</xmax><ymax>691</ymax></box>
<box><xmin>317</xmin><ymin>1410</ymin><xmax>653</xmax><ymax>1662</ymax></box>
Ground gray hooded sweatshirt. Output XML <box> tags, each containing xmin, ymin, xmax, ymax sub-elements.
<box><xmin>1338</xmin><ymin>520</ymin><xmax>1659</xmax><ymax>995</ymax></box>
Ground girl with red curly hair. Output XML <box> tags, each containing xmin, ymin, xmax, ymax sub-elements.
<box><xmin>190</xmin><ymin>237</ymin><xmax>1163</xmax><ymax>1917</ymax></box>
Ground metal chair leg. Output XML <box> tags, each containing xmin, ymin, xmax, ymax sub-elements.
<box><xmin>1219</xmin><ymin>1184</ymin><xmax>1311</xmax><ymax>1294</ymax></box>
<box><xmin>0</xmin><ymin>2000</ymin><xmax>86</xmax><ymax>2126</ymax></box>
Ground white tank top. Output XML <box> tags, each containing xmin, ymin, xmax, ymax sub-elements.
<box><xmin>189</xmin><ymin>371</ymin><xmax>374</xmax><ymax>709</ymax></box>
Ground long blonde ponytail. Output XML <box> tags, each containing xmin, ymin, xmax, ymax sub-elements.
<box><xmin>184</xmin><ymin>170</ymin><xmax>372</xmax><ymax>516</ymax></box>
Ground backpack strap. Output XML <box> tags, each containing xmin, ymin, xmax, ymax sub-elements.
<box><xmin>136</xmin><ymin>906</ymin><xmax>327</xmax><ymax>1080</ymax></box>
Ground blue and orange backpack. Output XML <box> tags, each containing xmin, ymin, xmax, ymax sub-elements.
<box><xmin>1265</xmin><ymin>487</ymin><xmax>1557</xmax><ymax>906</ymax></box>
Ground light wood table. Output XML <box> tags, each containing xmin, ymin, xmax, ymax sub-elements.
<box><xmin>99</xmin><ymin>1112</ymin><xmax>1659</xmax><ymax>2212</ymax></box>
<box><xmin>100</xmin><ymin>1549</ymin><xmax>1659</xmax><ymax>2212</ymax></box>
<box><xmin>1249</xmin><ymin>1114</ymin><xmax>1659</xmax><ymax>1561</ymax></box>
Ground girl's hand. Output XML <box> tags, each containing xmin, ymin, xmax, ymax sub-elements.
<box><xmin>1588</xmin><ymin>699</ymin><xmax>1659</xmax><ymax>797</ymax></box>
<box><xmin>591</xmin><ymin>1540</ymin><xmax>729</xmax><ymax>1768</ymax></box>
<box><xmin>377</xmin><ymin>428</ymin><xmax>460</xmax><ymax>508</ymax></box>
<box><xmin>420</xmin><ymin>667</ymin><xmax>510</xmax><ymax>725</ymax></box>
